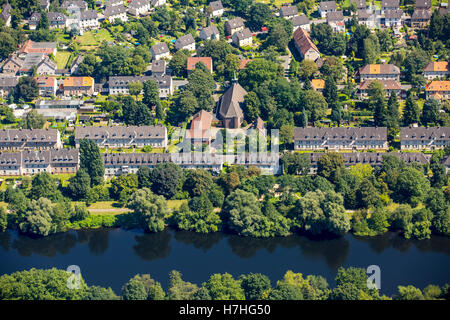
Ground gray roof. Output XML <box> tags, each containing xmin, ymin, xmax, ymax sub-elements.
<box><xmin>225</xmin><ymin>17</ymin><xmax>244</xmax><ymax>30</ymax></box>
<box><xmin>350</xmin><ymin>0</ymin><xmax>366</xmax><ymax>9</ymax></box>
<box><xmin>294</xmin><ymin>127</ymin><xmax>388</xmax><ymax>141</ymax></box>
<box><xmin>280</xmin><ymin>5</ymin><xmax>298</xmax><ymax>17</ymax></box>
<box><xmin>129</xmin><ymin>0</ymin><xmax>150</xmax><ymax>9</ymax></box>
<box><xmin>0</xmin><ymin>3</ymin><xmax>12</xmax><ymax>21</ymax></box>
<box><xmin>381</xmin><ymin>0</ymin><xmax>399</xmax><ymax>8</ymax></box>
<box><xmin>209</xmin><ymin>1</ymin><xmax>223</xmax><ymax>11</ymax></box>
<box><xmin>151</xmin><ymin>42</ymin><xmax>169</xmax><ymax>55</ymax></box>
<box><xmin>0</xmin><ymin>149</ymin><xmax>78</xmax><ymax>166</ymax></box>
<box><xmin>357</xmin><ymin>9</ymin><xmax>372</xmax><ymax>19</ymax></box>
<box><xmin>35</xmin><ymin>100</ymin><xmax>84</xmax><ymax>108</ymax></box>
<box><xmin>217</xmin><ymin>82</ymin><xmax>247</xmax><ymax>120</ymax></box>
<box><xmin>0</xmin><ymin>76</ymin><xmax>18</xmax><ymax>88</ymax></box>
<box><xmin>151</xmin><ymin>59</ymin><xmax>166</xmax><ymax>74</ymax></box>
<box><xmin>0</xmin><ymin>129</ymin><xmax>59</xmax><ymax>144</ymax></box>
<box><xmin>327</xmin><ymin>10</ymin><xmax>344</xmax><ymax>22</ymax></box>
<box><xmin>308</xmin><ymin>152</ymin><xmax>430</xmax><ymax>167</ymax></box>
<box><xmin>104</xmin><ymin>4</ymin><xmax>126</xmax><ymax>16</ymax></box>
<box><xmin>401</xmin><ymin>127</ymin><xmax>450</xmax><ymax>141</ymax></box>
<box><xmin>415</xmin><ymin>0</ymin><xmax>431</xmax><ymax>8</ymax></box>
<box><xmin>175</xmin><ymin>34</ymin><xmax>195</xmax><ymax>50</ymax></box>
<box><xmin>292</xmin><ymin>14</ymin><xmax>310</xmax><ymax>26</ymax></box>
<box><xmin>21</xmin><ymin>53</ymin><xmax>45</xmax><ymax>71</ymax></box>
<box><xmin>75</xmin><ymin>125</ymin><xmax>166</xmax><ymax>141</ymax></box>
<box><xmin>48</xmin><ymin>12</ymin><xmax>67</xmax><ymax>22</ymax></box>
<box><xmin>61</xmin><ymin>0</ymin><xmax>88</xmax><ymax>10</ymax></box>
<box><xmin>384</xmin><ymin>9</ymin><xmax>403</xmax><ymax>18</ymax></box>
<box><xmin>0</xmin><ymin>152</ymin><xmax>21</xmax><ymax>165</ymax></box>
<box><xmin>200</xmin><ymin>25</ymin><xmax>220</xmax><ymax>38</ymax></box>
<box><xmin>233</xmin><ymin>28</ymin><xmax>252</xmax><ymax>41</ymax></box>
<box><xmin>319</xmin><ymin>1</ymin><xmax>337</xmax><ymax>11</ymax></box>
<box><xmin>103</xmin><ymin>152</ymin><xmax>171</xmax><ymax>166</ymax></box>
<box><xmin>80</xmin><ymin>9</ymin><xmax>98</xmax><ymax>20</ymax></box>
<box><xmin>412</xmin><ymin>9</ymin><xmax>431</xmax><ymax>20</ymax></box>
<box><xmin>109</xmin><ymin>75</ymin><xmax>171</xmax><ymax>89</ymax></box>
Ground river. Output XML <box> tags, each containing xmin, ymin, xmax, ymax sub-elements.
<box><xmin>0</xmin><ymin>228</ymin><xmax>449</xmax><ymax>296</ymax></box>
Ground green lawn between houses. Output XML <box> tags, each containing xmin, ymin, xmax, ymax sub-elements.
<box><xmin>54</xmin><ymin>51</ymin><xmax>71</xmax><ymax>69</ymax></box>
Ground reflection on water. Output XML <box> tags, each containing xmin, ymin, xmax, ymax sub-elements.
<box><xmin>11</xmin><ymin>232</ymin><xmax>77</xmax><ymax>257</ymax></box>
<box><xmin>133</xmin><ymin>229</ymin><xmax>172</xmax><ymax>261</ymax></box>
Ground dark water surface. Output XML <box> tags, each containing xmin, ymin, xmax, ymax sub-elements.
<box><xmin>0</xmin><ymin>228</ymin><xmax>449</xmax><ymax>296</ymax></box>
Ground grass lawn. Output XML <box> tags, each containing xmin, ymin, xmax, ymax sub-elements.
<box><xmin>55</xmin><ymin>51</ymin><xmax>71</xmax><ymax>69</ymax></box>
<box><xmin>167</xmin><ymin>199</ymin><xmax>188</xmax><ymax>210</ymax></box>
<box><xmin>75</xmin><ymin>29</ymin><xmax>114</xmax><ymax>47</ymax></box>
<box><xmin>256</xmin><ymin>0</ymin><xmax>293</xmax><ymax>7</ymax></box>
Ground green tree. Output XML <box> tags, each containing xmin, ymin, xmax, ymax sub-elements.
<box><xmin>169</xmin><ymin>49</ymin><xmax>189</xmax><ymax>77</ymax></box>
<box><xmin>402</xmin><ymin>94</ymin><xmax>420</xmax><ymax>126</ymax></box>
<box><xmin>79</xmin><ymin>139</ymin><xmax>104</xmax><ymax>186</ymax></box>
<box><xmin>168</xmin><ymin>270</ymin><xmax>199</xmax><ymax>300</ymax></box>
<box><xmin>239</xmin><ymin>273</ymin><xmax>271</xmax><ymax>300</ymax></box>
<box><xmin>30</xmin><ymin>172</ymin><xmax>61</xmax><ymax>201</ymax></box>
<box><xmin>110</xmin><ymin>173</ymin><xmax>139</xmax><ymax>206</ymax></box>
<box><xmin>150</xmin><ymin>163</ymin><xmax>184</xmax><ymax>199</ymax></box>
<box><xmin>128</xmin><ymin>81</ymin><xmax>143</xmax><ymax>98</ymax></box>
<box><xmin>121</xmin><ymin>277</ymin><xmax>147</xmax><ymax>300</ymax></box>
<box><xmin>203</xmin><ymin>273</ymin><xmax>245</xmax><ymax>300</ymax></box>
<box><xmin>421</xmin><ymin>98</ymin><xmax>441</xmax><ymax>126</ymax></box>
<box><xmin>317</xmin><ymin>153</ymin><xmax>345</xmax><ymax>184</ymax></box>
<box><xmin>394</xmin><ymin>285</ymin><xmax>424</xmax><ymax>300</ymax></box>
<box><xmin>246</xmin><ymin>2</ymin><xmax>272</xmax><ymax>31</ymax></box>
<box><xmin>0</xmin><ymin>207</ymin><xmax>8</xmax><ymax>232</ymax></box>
<box><xmin>127</xmin><ymin>188</ymin><xmax>169</xmax><ymax>232</ymax></box>
<box><xmin>23</xmin><ymin>109</ymin><xmax>45</xmax><ymax>129</ymax></box>
<box><xmin>282</xmin><ymin>153</ymin><xmax>311</xmax><ymax>175</ymax></box>
<box><xmin>183</xmin><ymin>170</ymin><xmax>214</xmax><ymax>197</ymax></box>
<box><xmin>68</xmin><ymin>169</ymin><xmax>91</xmax><ymax>201</ymax></box>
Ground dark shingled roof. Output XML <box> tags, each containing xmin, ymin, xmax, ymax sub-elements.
<box><xmin>80</xmin><ymin>9</ymin><xmax>98</xmax><ymax>20</ymax></box>
<box><xmin>175</xmin><ymin>34</ymin><xmax>195</xmax><ymax>50</ymax></box>
<box><xmin>415</xmin><ymin>0</ymin><xmax>431</xmax><ymax>9</ymax></box>
<box><xmin>200</xmin><ymin>25</ymin><xmax>220</xmax><ymax>38</ymax></box>
<box><xmin>381</xmin><ymin>0</ymin><xmax>399</xmax><ymax>8</ymax></box>
<box><xmin>217</xmin><ymin>82</ymin><xmax>247</xmax><ymax>120</ymax></box>
<box><xmin>75</xmin><ymin>125</ymin><xmax>166</xmax><ymax>141</ymax></box>
<box><xmin>104</xmin><ymin>4</ymin><xmax>126</xmax><ymax>16</ymax></box>
<box><xmin>412</xmin><ymin>9</ymin><xmax>431</xmax><ymax>20</ymax></box>
<box><xmin>280</xmin><ymin>5</ymin><xmax>298</xmax><ymax>17</ymax></box>
<box><xmin>401</xmin><ymin>127</ymin><xmax>450</xmax><ymax>141</ymax></box>
<box><xmin>233</xmin><ymin>28</ymin><xmax>252</xmax><ymax>41</ymax></box>
<box><xmin>326</xmin><ymin>10</ymin><xmax>344</xmax><ymax>22</ymax></box>
<box><xmin>294</xmin><ymin>127</ymin><xmax>388</xmax><ymax>141</ymax></box>
<box><xmin>151</xmin><ymin>42</ymin><xmax>169</xmax><ymax>55</ymax></box>
<box><xmin>384</xmin><ymin>9</ymin><xmax>403</xmax><ymax>18</ymax></box>
<box><xmin>225</xmin><ymin>17</ymin><xmax>244</xmax><ymax>30</ymax></box>
<box><xmin>308</xmin><ymin>152</ymin><xmax>430</xmax><ymax>167</ymax></box>
<box><xmin>292</xmin><ymin>14</ymin><xmax>310</xmax><ymax>26</ymax></box>
<box><xmin>209</xmin><ymin>1</ymin><xmax>223</xmax><ymax>11</ymax></box>
<box><xmin>319</xmin><ymin>1</ymin><xmax>337</xmax><ymax>11</ymax></box>
<box><xmin>0</xmin><ymin>129</ymin><xmax>59</xmax><ymax>144</ymax></box>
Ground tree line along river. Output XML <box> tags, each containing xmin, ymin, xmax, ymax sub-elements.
<box><xmin>0</xmin><ymin>228</ymin><xmax>449</xmax><ymax>296</ymax></box>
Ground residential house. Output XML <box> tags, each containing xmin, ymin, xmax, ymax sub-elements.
<box><xmin>401</xmin><ymin>127</ymin><xmax>450</xmax><ymax>150</ymax></box>
<box><xmin>69</xmin><ymin>55</ymin><xmax>84</xmax><ymax>75</ymax></box>
<box><xmin>358</xmin><ymin>9</ymin><xmax>376</xmax><ymax>29</ymax></box>
<box><xmin>35</xmin><ymin>100</ymin><xmax>84</xmax><ymax>109</ymax></box>
<box><xmin>199</xmin><ymin>25</ymin><xmax>220</xmax><ymax>40</ymax></box>
<box><xmin>175</xmin><ymin>34</ymin><xmax>196</xmax><ymax>51</ymax></box>
<box><xmin>311</xmin><ymin>79</ymin><xmax>325</xmax><ymax>92</ymax></box>
<box><xmin>108</xmin><ymin>75</ymin><xmax>173</xmax><ymax>98</ymax></box>
<box><xmin>35</xmin><ymin>76</ymin><xmax>58</xmax><ymax>96</ymax></box>
<box><xmin>104</xmin><ymin>4</ymin><xmax>128</xmax><ymax>23</ymax></box>
<box><xmin>79</xmin><ymin>10</ymin><xmax>99</xmax><ymax>31</ymax></box>
<box><xmin>232</xmin><ymin>28</ymin><xmax>253</xmax><ymax>47</ymax></box>
<box><xmin>216</xmin><ymin>81</ymin><xmax>247</xmax><ymax>129</ymax></box>
<box><xmin>425</xmin><ymin>81</ymin><xmax>450</xmax><ymax>100</ymax></box>
<box><xmin>128</xmin><ymin>0</ymin><xmax>151</xmax><ymax>16</ymax></box>
<box><xmin>0</xmin><ymin>3</ymin><xmax>12</xmax><ymax>26</ymax></box>
<box><xmin>384</xmin><ymin>9</ymin><xmax>403</xmax><ymax>28</ymax></box>
<box><xmin>185</xmin><ymin>110</ymin><xmax>212</xmax><ymax>144</ymax></box>
<box><xmin>40</xmin><ymin>0</ymin><xmax>50</xmax><ymax>11</ymax></box>
<box><xmin>208</xmin><ymin>1</ymin><xmax>224</xmax><ymax>17</ymax></box>
<box><xmin>381</xmin><ymin>0</ymin><xmax>399</xmax><ymax>13</ymax></box>
<box><xmin>411</xmin><ymin>9</ymin><xmax>431</xmax><ymax>27</ymax></box>
<box><xmin>318</xmin><ymin>1</ymin><xmax>337</xmax><ymax>18</ymax></box>
<box><xmin>359</xmin><ymin>64</ymin><xmax>400</xmax><ymax>82</ymax></box>
<box><xmin>0</xmin><ymin>129</ymin><xmax>62</xmax><ymax>150</ymax></box>
<box><xmin>292</xmin><ymin>14</ymin><xmax>310</xmax><ymax>32</ymax></box>
<box><xmin>105</xmin><ymin>0</ymin><xmax>123</xmax><ymax>7</ymax></box>
<box><xmin>75</xmin><ymin>125</ymin><xmax>168</xmax><ymax>149</ymax></box>
<box><xmin>415</xmin><ymin>0</ymin><xmax>432</xmax><ymax>10</ymax></box>
<box><xmin>61</xmin><ymin>0</ymin><xmax>88</xmax><ymax>13</ymax></box>
<box><xmin>327</xmin><ymin>11</ymin><xmax>345</xmax><ymax>32</ymax></box>
<box><xmin>150</xmin><ymin>43</ymin><xmax>170</xmax><ymax>60</ymax></box>
<box><xmin>63</xmin><ymin>76</ymin><xmax>95</xmax><ymax>96</ymax></box>
<box><xmin>19</xmin><ymin>53</ymin><xmax>57</xmax><ymax>76</ymax></box>
<box><xmin>0</xmin><ymin>76</ymin><xmax>18</xmax><ymax>98</ymax></box>
<box><xmin>423</xmin><ymin>61</ymin><xmax>449</xmax><ymax>80</ymax></box>
<box><xmin>280</xmin><ymin>5</ymin><xmax>298</xmax><ymax>19</ymax></box>
<box><xmin>151</xmin><ymin>59</ymin><xmax>166</xmax><ymax>76</ymax></box>
<box><xmin>351</xmin><ymin>0</ymin><xmax>367</xmax><ymax>9</ymax></box>
<box><xmin>294</xmin><ymin>127</ymin><xmax>389</xmax><ymax>151</ymax></box>
<box><xmin>19</xmin><ymin>40</ymin><xmax>57</xmax><ymax>56</ymax></box>
<box><xmin>225</xmin><ymin>17</ymin><xmax>245</xmax><ymax>35</ymax></box>
<box><xmin>293</xmin><ymin>27</ymin><xmax>321</xmax><ymax>63</ymax></box>
<box><xmin>358</xmin><ymin>80</ymin><xmax>403</xmax><ymax>99</ymax></box>
<box><xmin>1</xmin><ymin>55</ymin><xmax>23</xmax><ymax>75</ymax></box>
<box><xmin>187</xmin><ymin>57</ymin><xmax>213</xmax><ymax>74</ymax></box>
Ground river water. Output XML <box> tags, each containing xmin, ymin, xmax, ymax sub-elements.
<box><xmin>0</xmin><ymin>228</ymin><xmax>449</xmax><ymax>296</ymax></box>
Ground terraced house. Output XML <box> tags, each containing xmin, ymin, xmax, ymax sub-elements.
<box><xmin>401</xmin><ymin>127</ymin><xmax>450</xmax><ymax>150</ymax></box>
<box><xmin>74</xmin><ymin>125</ymin><xmax>168</xmax><ymax>149</ymax></box>
<box><xmin>423</xmin><ymin>61</ymin><xmax>449</xmax><ymax>80</ymax></box>
<box><xmin>294</xmin><ymin>127</ymin><xmax>388</xmax><ymax>151</ymax></box>
<box><xmin>0</xmin><ymin>149</ymin><xmax>79</xmax><ymax>175</ymax></box>
<box><xmin>0</xmin><ymin>76</ymin><xmax>18</xmax><ymax>97</ymax></box>
<box><xmin>359</xmin><ymin>64</ymin><xmax>400</xmax><ymax>82</ymax></box>
<box><xmin>0</xmin><ymin>129</ymin><xmax>62</xmax><ymax>150</ymax></box>
<box><xmin>108</xmin><ymin>75</ymin><xmax>173</xmax><ymax>98</ymax></box>
<box><xmin>425</xmin><ymin>81</ymin><xmax>450</xmax><ymax>100</ymax></box>
<box><xmin>62</xmin><ymin>76</ymin><xmax>94</xmax><ymax>96</ymax></box>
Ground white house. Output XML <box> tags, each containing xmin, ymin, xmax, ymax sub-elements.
<box><xmin>79</xmin><ymin>10</ymin><xmax>99</xmax><ymax>31</ymax></box>
<box><xmin>128</xmin><ymin>0</ymin><xmax>151</xmax><ymax>16</ymax></box>
<box><xmin>199</xmin><ymin>25</ymin><xmax>220</xmax><ymax>40</ymax></box>
<box><xmin>150</xmin><ymin>43</ymin><xmax>170</xmax><ymax>60</ymax></box>
<box><xmin>318</xmin><ymin>1</ymin><xmax>337</xmax><ymax>18</ymax></box>
<box><xmin>208</xmin><ymin>1</ymin><xmax>224</xmax><ymax>17</ymax></box>
<box><xmin>104</xmin><ymin>4</ymin><xmax>128</xmax><ymax>23</ymax></box>
<box><xmin>232</xmin><ymin>28</ymin><xmax>252</xmax><ymax>47</ymax></box>
<box><xmin>175</xmin><ymin>34</ymin><xmax>196</xmax><ymax>51</ymax></box>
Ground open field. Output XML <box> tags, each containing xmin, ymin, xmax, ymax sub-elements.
<box><xmin>75</xmin><ymin>29</ymin><xmax>114</xmax><ymax>47</ymax></box>
<box><xmin>55</xmin><ymin>51</ymin><xmax>71</xmax><ymax>69</ymax></box>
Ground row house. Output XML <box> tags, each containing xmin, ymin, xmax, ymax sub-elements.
<box><xmin>208</xmin><ymin>1</ymin><xmax>224</xmax><ymax>17</ymax></box>
<box><xmin>280</xmin><ymin>6</ymin><xmax>298</xmax><ymax>19</ymax></box>
<box><xmin>307</xmin><ymin>152</ymin><xmax>430</xmax><ymax>174</ymax></box>
<box><xmin>319</xmin><ymin>1</ymin><xmax>337</xmax><ymax>18</ymax></box>
<box><xmin>128</xmin><ymin>0</ymin><xmax>151</xmax><ymax>16</ymax></box>
<box><xmin>0</xmin><ymin>129</ymin><xmax>62</xmax><ymax>150</ymax></box>
<box><xmin>359</xmin><ymin>64</ymin><xmax>400</xmax><ymax>82</ymax></box>
<box><xmin>425</xmin><ymin>81</ymin><xmax>450</xmax><ymax>100</ymax></box>
<box><xmin>108</xmin><ymin>75</ymin><xmax>173</xmax><ymax>98</ymax></box>
<box><xmin>105</xmin><ymin>0</ymin><xmax>122</xmax><ymax>7</ymax></box>
<box><xmin>29</xmin><ymin>12</ymin><xmax>67</xmax><ymax>30</ymax></box>
<box><xmin>19</xmin><ymin>40</ymin><xmax>57</xmax><ymax>57</ymax></box>
<box><xmin>327</xmin><ymin>11</ymin><xmax>345</xmax><ymax>33</ymax></box>
<box><xmin>175</xmin><ymin>34</ymin><xmax>196</xmax><ymax>51</ymax></box>
<box><xmin>61</xmin><ymin>0</ymin><xmax>88</xmax><ymax>13</ymax></box>
<box><xmin>292</xmin><ymin>14</ymin><xmax>310</xmax><ymax>32</ymax></box>
<box><xmin>293</xmin><ymin>27</ymin><xmax>321</xmax><ymax>63</ymax></box>
<box><xmin>62</xmin><ymin>76</ymin><xmax>95</xmax><ymax>96</ymax></box>
<box><xmin>415</xmin><ymin>0</ymin><xmax>431</xmax><ymax>11</ymax></box>
<box><xmin>0</xmin><ymin>149</ymin><xmax>79</xmax><ymax>176</ymax></box>
<box><xmin>1</xmin><ymin>55</ymin><xmax>23</xmax><ymax>75</ymax></box>
<box><xmin>35</xmin><ymin>100</ymin><xmax>84</xmax><ymax>109</ymax></box>
<box><xmin>35</xmin><ymin>76</ymin><xmax>58</xmax><ymax>96</ymax></box>
<box><xmin>232</xmin><ymin>28</ymin><xmax>253</xmax><ymax>47</ymax></box>
<box><xmin>383</xmin><ymin>9</ymin><xmax>403</xmax><ymax>28</ymax></box>
<box><xmin>358</xmin><ymin>9</ymin><xmax>376</xmax><ymax>29</ymax></box>
<box><xmin>199</xmin><ymin>25</ymin><xmax>220</xmax><ymax>41</ymax></box>
<box><xmin>423</xmin><ymin>61</ymin><xmax>449</xmax><ymax>80</ymax></box>
<box><xmin>150</xmin><ymin>43</ymin><xmax>170</xmax><ymax>60</ymax></box>
<box><xmin>294</xmin><ymin>127</ymin><xmax>388</xmax><ymax>151</ymax></box>
<box><xmin>0</xmin><ymin>76</ymin><xmax>18</xmax><ymax>98</ymax></box>
<box><xmin>104</xmin><ymin>4</ymin><xmax>128</xmax><ymax>23</ymax></box>
<box><xmin>79</xmin><ymin>10</ymin><xmax>99</xmax><ymax>31</ymax></box>
<box><xmin>381</xmin><ymin>0</ymin><xmax>399</xmax><ymax>13</ymax></box>
<box><xmin>401</xmin><ymin>127</ymin><xmax>450</xmax><ymax>150</ymax></box>
<box><xmin>19</xmin><ymin>53</ymin><xmax>57</xmax><ymax>76</ymax></box>
<box><xmin>75</xmin><ymin>125</ymin><xmax>168</xmax><ymax>149</ymax></box>
<box><xmin>411</xmin><ymin>9</ymin><xmax>431</xmax><ymax>27</ymax></box>
<box><xmin>186</xmin><ymin>57</ymin><xmax>213</xmax><ymax>74</ymax></box>
<box><xmin>225</xmin><ymin>17</ymin><xmax>245</xmax><ymax>35</ymax></box>
<box><xmin>358</xmin><ymin>80</ymin><xmax>404</xmax><ymax>99</ymax></box>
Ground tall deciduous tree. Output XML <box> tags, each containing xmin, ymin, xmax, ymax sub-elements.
<box><xmin>79</xmin><ymin>139</ymin><xmax>104</xmax><ymax>186</ymax></box>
